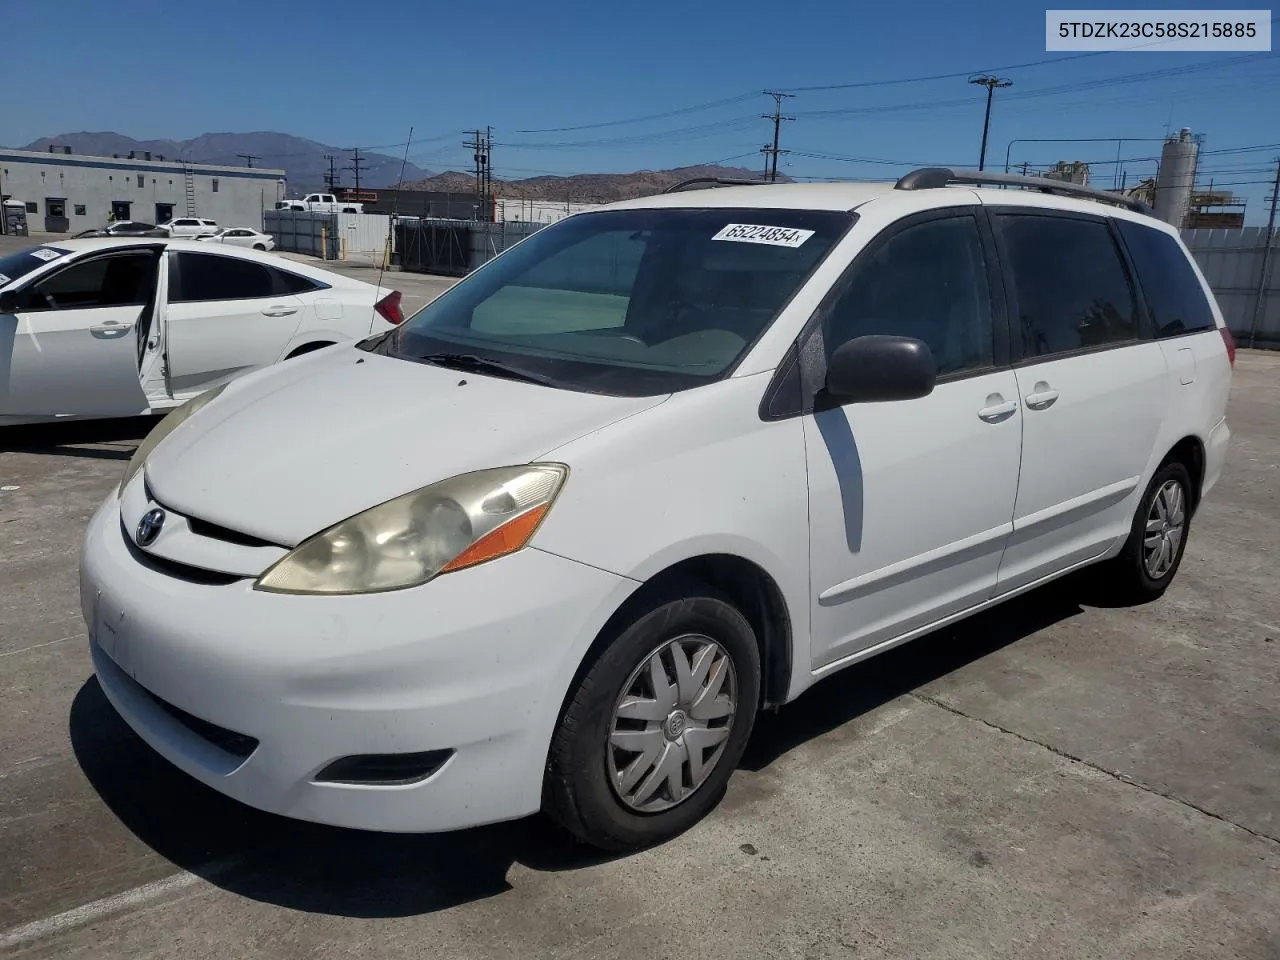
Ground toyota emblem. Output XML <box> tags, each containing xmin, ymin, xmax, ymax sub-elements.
<box><xmin>135</xmin><ymin>508</ymin><xmax>166</xmax><ymax>547</ymax></box>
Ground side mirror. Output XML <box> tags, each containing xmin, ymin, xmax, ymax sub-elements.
<box><xmin>824</xmin><ymin>334</ymin><xmax>937</xmax><ymax>404</ymax></box>
<box><xmin>0</xmin><ymin>290</ymin><xmax>17</xmax><ymax>314</ymax></box>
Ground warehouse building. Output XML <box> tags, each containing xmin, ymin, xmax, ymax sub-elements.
<box><xmin>0</xmin><ymin>147</ymin><xmax>286</xmax><ymax>234</ymax></box>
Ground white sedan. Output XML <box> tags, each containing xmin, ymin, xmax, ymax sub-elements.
<box><xmin>0</xmin><ymin>238</ymin><xmax>403</xmax><ymax>426</ymax></box>
<box><xmin>200</xmin><ymin>227</ymin><xmax>276</xmax><ymax>251</ymax></box>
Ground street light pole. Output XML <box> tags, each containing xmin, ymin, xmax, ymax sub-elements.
<box><xmin>969</xmin><ymin>75</ymin><xmax>1012</xmax><ymax>172</ymax></box>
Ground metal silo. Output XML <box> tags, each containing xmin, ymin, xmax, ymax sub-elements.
<box><xmin>1155</xmin><ymin>128</ymin><xmax>1198</xmax><ymax>228</ymax></box>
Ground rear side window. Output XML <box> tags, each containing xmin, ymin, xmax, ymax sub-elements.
<box><xmin>1115</xmin><ymin>220</ymin><xmax>1216</xmax><ymax>337</ymax></box>
<box><xmin>823</xmin><ymin>214</ymin><xmax>994</xmax><ymax>376</ymax></box>
<box><xmin>271</xmin><ymin>268</ymin><xmax>323</xmax><ymax>295</ymax></box>
<box><xmin>171</xmin><ymin>252</ymin><xmax>274</xmax><ymax>302</ymax></box>
<box><xmin>998</xmin><ymin>214</ymin><xmax>1138</xmax><ymax>359</ymax></box>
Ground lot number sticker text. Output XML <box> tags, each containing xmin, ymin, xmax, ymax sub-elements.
<box><xmin>712</xmin><ymin>223</ymin><xmax>815</xmax><ymax>248</ymax></box>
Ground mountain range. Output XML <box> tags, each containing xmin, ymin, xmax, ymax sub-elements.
<box><xmin>17</xmin><ymin>132</ymin><xmax>784</xmax><ymax>201</ymax></box>
<box><xmin>19</xmin><ymin>132</ymin><xmax>433</xmax><ymax>191</ymax></box>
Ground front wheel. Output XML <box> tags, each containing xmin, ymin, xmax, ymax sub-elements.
<box><xmin>544</xmin><ymin>590</ymin><xmax>760</xmax><ymax>851</ymax></box>
<box><xmin>1101</xmin><ymin>460</ymin><xmax>1194</xmax><ymax>604</ymax></box>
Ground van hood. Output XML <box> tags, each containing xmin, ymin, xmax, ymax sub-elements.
<box><xmin>144</xmin><ymin>346</ymin><xmax>666</xmax><ymax>546</ymax></box>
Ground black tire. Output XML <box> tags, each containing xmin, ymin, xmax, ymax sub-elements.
<box><xmin>253</xmin><ymin>243</ymin><xmax>266</xmax><ymax>250</ymax></box>
<box><xmin>544</xmin><ymin>588</ymin><xmax>760</xmax><ymax>852</ymax></box>
<box><xmin>1100</xmin><ymin>460</ymin><xmax>1194</xmax><ymax>604</ymax></box>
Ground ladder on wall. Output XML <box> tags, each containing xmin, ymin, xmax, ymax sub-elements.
<box><xmin>183</xmin><ymin>165</ymin><xmax>196</xmax><ymax>216</ymax></box>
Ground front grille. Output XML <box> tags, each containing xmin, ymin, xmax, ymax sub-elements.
<box><xmin>138</xmin><ymin>683</ymin><xmax>260</xmax><ymax>759</ymax></box>
<box><xmin>119</xmin><ymin>518</ymin><xmax>244</xmax><ymax>585</ymax></box>
<box><xmin>187</xmin><ymin>515</ymin><xmax>279</xmax><ymax>548</ymax></box>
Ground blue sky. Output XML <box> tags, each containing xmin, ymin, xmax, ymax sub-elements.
<box><xmin>4</xmin><ymin>0</ymin><xmax>1278</xmax><ymax>220</ymax></box>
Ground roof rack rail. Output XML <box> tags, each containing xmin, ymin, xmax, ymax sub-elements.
<box><xmin>662</xmin><ymin>176</ymin><xmax>768</xmax><ymax>194</ymax></box>
<box><xmin>893</xmin><ymin>167</ymin><xmax>1151</xmax><ymax>215</ymax></box>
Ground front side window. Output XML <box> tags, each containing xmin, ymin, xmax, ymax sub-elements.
<box><xmin>1115</xmin><ymin>220</ymin><xmax>1216</xmax><ymax>338</ymax></box>
<box><xmin>382</xmin><ymin>207</ymin><xmax>852</xmax><ymax>396</ymax></box>
<box><xmin>998</xmin><ymin>214</ymin><xmax>1138</xmax><ymax>358</ymax></box>
<box><xmin>23</xmin><ymin>252</ymin><xmax>155</xmax><ymax>311</ymax></box>
<box><xmin>822</xmin><ymin>214</ymin><xmax>994</xmax><ymax>376</ymax></box>
<box><xmin>171</xmin><ymin>252</ymin><xmax>273</xmax><ymax>302</ymax></box>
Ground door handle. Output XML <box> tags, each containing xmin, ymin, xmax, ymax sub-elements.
<box><xmin>261</xmin><ymin>306</ymin><xmax>298</xmax><ymax>317</ymax></box>
<box><xmin>1025</xmin><ymin>387</ymin><xmax>1060</xmax><ymax>410</ymax></box>
<box><xmin>90</xmin><ymin>321</ymin><xmax>132</xmax><ymax>336</ymax></box>
<box><xmin>977</xmin><ymin>399</ymin><xmax>1017</xmax><ymax>422</ymax></box>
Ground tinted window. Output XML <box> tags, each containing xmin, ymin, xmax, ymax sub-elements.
<box><xmin>26</xmin><ymin>252</ymin><xmax>155</xmax><ymax>311</ymax></box>
<box><xmin>0</xmin><ymin>247</ymin><xmax>74</xmax><ymax>287</ymax></box>
<box><xmin>272</xmin><ymin>268</ymin><xmax>321</xmax><ymax>294</ymax></box>
<box><xmin>823</xmin><ymin>215</ymin><xmax>994</xmax><ymax>376</ymax></box>
<box><xmin>999</xmin><ymin>215</ymin><xmax>1138</xmax><ymax>358</ymax></box>
<box><xmin>1116</xmin><ymin>220</ymin><xmax>1216</xmax><ymax>337</ymax></box>
<box><xmin>173</xmin><ymin>252</ymin><xmax>273</xmax><ymax>302</ymax></box>
<box><xmin>388</xmin><ymin>207</ymin><xmax>850</xmax><ymax>396</ymax></box>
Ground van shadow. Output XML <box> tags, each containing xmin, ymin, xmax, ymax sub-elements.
<box><xmin>69</xmin><ymin>577</ymin><xmax>1086</xmax><ymax>920</ymax></box>
<box><xmin>3</xmin><ymin>416</ymin><xmax>156</xmax><ymax>460</ymax></box>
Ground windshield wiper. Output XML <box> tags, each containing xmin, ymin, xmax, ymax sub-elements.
<box><xmin>417</xmin><ymin>352</ymin><xmax>562</xmax><ymax>388</ymax></box>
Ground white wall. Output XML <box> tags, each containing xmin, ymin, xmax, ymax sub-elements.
<box><xmin>493</xmin><ymin>198</ymin><xmax>603</xmax><ymax>224</ymax></box>
<box><xmin>0</xmin><ymin>150</ymin><xmax>285</xmax><ymax>234</ymax></box>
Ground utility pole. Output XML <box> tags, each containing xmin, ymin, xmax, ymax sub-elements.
<box><xmin>346</xmin><ymin>148</ymin><xmax>367</xmax><ymax>197</ymax></box>
<box><xmin>761</xmin><ymin>91</ymin><xmax>795</xmax><ymax>182</ymax></box>
<box><xmin>968</xmin><ymin>75</ymin><xmax>1012</xmax><ymax>171</ymax></box>
<box><xmin>485</xmin><ymin>125</ymin><xmax>493</xmax><ymax>221</ymax></box>
<box><xmin>465</xmin><ymin>130</ymin><xmax>491</xmax><ymax>221</ymax></box>
<box><xmin>323</xmin><ymin>154</ymin><xmax>340</xmax><ymax>191</ymax></box>
<box><xmin>236</xmin><ymin>153</ymin><xmax>261</xmax><ymax>168</ymax></box>
<box><xmin>1248</xmin><ymin>156</ymin><xmax>1280</xmax><ymax>348</ymax></box>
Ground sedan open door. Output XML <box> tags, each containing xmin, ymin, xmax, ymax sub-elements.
<box><xmin>0</xmin><ymin>248</ymin><xmax>160</xmax><ymax>420</ymax></box>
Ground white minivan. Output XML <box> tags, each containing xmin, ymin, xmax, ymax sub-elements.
<box><xmin>80</xmin><ymin>169</ymin><xmax>1234</xmax><ymax>851</ymax></box>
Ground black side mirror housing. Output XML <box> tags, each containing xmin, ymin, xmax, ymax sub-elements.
<box><xmin>0</xmin><ymin>290</ymin><xmax>17</xmax><ymax>314</ymax></box>
<box><xmin>823</xmin><ymin>334</ymin><xmax>937</xmax><ymax>404</ymax></box>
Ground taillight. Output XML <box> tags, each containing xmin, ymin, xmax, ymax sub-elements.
<box><xmin>374</xmin><ymin>290</ymin><xmax>404</xmax><ymax>326</ymax></box>
<box><xmin>1220</xmin><ymin>326</ymin><xmax>1236</xmax><ymax>366</ymax></box>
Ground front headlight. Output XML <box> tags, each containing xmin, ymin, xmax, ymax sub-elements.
<box><xmin>254</xmin><ymin>463</ymin><xmax>568</xmax><ymax>595</ymax></box>
<box><xmin>118</xmin><ymin>383</ymin><xmax>228</xmax><ymax>495</ymax></box>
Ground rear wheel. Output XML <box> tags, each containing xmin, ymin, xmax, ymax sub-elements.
<box><xmin>253</xmin><ymin>243</ymin><xmax>266</xmax><ymax>250</ymax></box>
<box><xmin>544</xmin><ymin>589</ymin><xmax>760</xmax><ymax>851</ymax></box>
<box><xmin>1100</xmin><ymin>460</ymin><xmax>1193</xmax><ymax>604</ymax></box>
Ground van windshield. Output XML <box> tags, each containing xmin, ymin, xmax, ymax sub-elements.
<box><xmin>377</xmin><ymin>207</ymin><xmax>853</xmax><ymax>396</ymax></box>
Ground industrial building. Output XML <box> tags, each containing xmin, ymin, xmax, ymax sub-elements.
<box><xmin>0</xmin><ymin>147</ymin><xmax>286</xmax><ymax>234</ymax></box>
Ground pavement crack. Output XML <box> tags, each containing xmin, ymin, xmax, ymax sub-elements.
<box><xmin>909</xmin><ymin>691</ymin><xmax>1280</xmax><ymax>849</ymax></box>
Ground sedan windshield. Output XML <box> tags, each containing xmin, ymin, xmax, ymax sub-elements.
<box><xmin>379</xmin><ymin>207</ymin><xmax>853</xmax><ymax>396</ymax></box>
<box><xmin>0</xmin><ymin>247</ymin><xmax>72</xmax><ymax>288</ymax></box>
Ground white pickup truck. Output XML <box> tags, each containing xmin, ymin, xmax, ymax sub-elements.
<box><xmin>276</xmin><ymin>193</ymin><xmax>364</xmax><ymax>214</ymax></box>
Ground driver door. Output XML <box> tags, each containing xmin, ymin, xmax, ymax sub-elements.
<box><xmin>804</xmin><ymin>209</ymin><xmax>1024</xmax><ymax>669</ymax></box>
<box><xmin>0</xmin><ymin>249</ymin><xmax>158</xmax><ymax>418</ymax></box>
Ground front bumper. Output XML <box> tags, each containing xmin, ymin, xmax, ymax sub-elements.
<box><xmin>81</xmin><ymin>492</ymin><xmax>634</xmax><ymax>833</ymax></box>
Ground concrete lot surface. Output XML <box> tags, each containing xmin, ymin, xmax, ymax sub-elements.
<box><xmin>1</xmin><ymin>327</ymin><xmax>1278</xmax><ymax>953</ymax></box>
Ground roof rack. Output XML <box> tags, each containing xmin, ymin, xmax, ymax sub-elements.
<box><xmin>894</xmin><ymin>167</ymin><xmax>1152</xmax><ymax>215</ymax></box>
<box><xmin>662</xmin><ymin>176</ymin><xmax>768</xmax><ymax>194</ymax></box>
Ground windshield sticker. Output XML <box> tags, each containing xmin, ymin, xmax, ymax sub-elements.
<box><xmin>711</xmin><ymin>223</ymin><xmax>815</xmax><ymax>248</ymax></box>
<box><xmin>30</xmin><ymin>248</ymin><xmax>63</xmax><ymax>262</ymax></box>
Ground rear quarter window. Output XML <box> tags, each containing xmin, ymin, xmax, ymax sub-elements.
<box><xmin>1115</xmin><ymin>220</ymin><xmax>1216</xmax><ymax>338</ymax></box>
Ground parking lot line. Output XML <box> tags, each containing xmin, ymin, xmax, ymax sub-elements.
<box><xmin>0</xmin><ymin>860</ymin><xmax>238</xmax><ymax>951</ymax></box>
